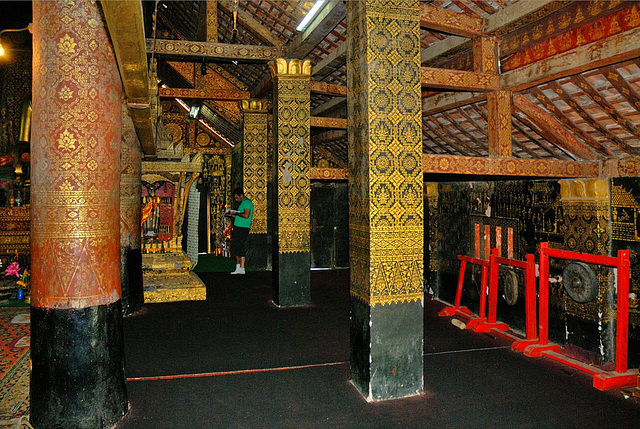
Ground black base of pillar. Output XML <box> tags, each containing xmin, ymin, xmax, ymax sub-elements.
<box><xmin>121</xmin><ymin>247</ymin><xmax>144</xmax><ymax>315</ymax></box>
<box><xmin>350</xmin><ymin>298</ymin><xmax>423</xmax><ymax>401</ymax></box>
<box><xmin>273</xmin><ymin>251</ymin><xmax>310</xmax><ymax>307</ymax></box>
<box><xmin>246</xmin><ymin>233</ymin><xmax>268</xmax><ymax>271</ymax></box>
<box><xmin>31</xmin><ymin>301</ymin><xmax>128</xmax><ymax>429</ymax></box>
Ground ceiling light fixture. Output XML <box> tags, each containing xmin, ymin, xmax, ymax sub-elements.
<box><xmin>296</xmin><ymin>0</ymin><xmax>326</xmax><ymax>32</ymax></box>
<box><xmin>0</xmin><ymin>24</ymin><xmax>32</xmax><ymax>57</ymax></box>
<box><xmin>189</xmin><ymin>104</ymin><xmax>201</xmax><ymax>119</ymax></box>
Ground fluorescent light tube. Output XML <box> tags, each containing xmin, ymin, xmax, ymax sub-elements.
<box><xmin>296</xmin><ymin>0</ymin><xmax>326</xmax><ymax>32</ymax></box>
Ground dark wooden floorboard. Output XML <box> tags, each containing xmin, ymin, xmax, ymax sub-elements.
<box><xmin>117</xmin><ymin>270</ymin><xmax>640</xmax><ymax>428</ymax></box>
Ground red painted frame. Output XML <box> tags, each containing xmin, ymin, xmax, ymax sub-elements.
<box><xmin>521</xmin><ymin>242</ymin><xmax>638</xmax><ymax>391</ymax></box>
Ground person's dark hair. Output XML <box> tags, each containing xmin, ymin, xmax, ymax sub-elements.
<box><xmin>232</xmin><ymin>188</ymin><xmax>244</xmax><ymax>197</ymax></box>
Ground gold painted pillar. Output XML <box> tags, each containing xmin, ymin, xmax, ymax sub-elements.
<box><xmin>347</xmin><ymin>0</ymin><xmax>424</xmax><ymax>401</ymax></box>
<box><xmin>30</xmin><ymin>0</ymin><xmax>127</xmax><ymax>427</ymax></box>
<box><xmin>269</xmin><ymin>58</ymin><xmax>311</xmax><ymax>306</ymax></box>
<box><xmin>120</xmin><ymin>103</ymin><xmax>143</xmax><ymax>315</ymax></box>
<box><xmin>241</xmin><ymin>99</ymin><xmax>269</xmax><ymax>270</ymax></box>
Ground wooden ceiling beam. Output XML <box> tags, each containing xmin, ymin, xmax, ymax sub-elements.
<box><xmin>420</xmin><ymin>3</ymin><xmax>484</xmax><ymax>38</ymax></box>
<box><xmin>311</xmin><ymin>116</ymin><xmax>347</xmax><ymax>129</ymax></box>
<box><xmin>312</xmin><ymin>42</ymin><xmax>347</xmax><ymax>79</ymax></box>
<box><xmin>310</xmin><ymin>81</ymin><xmax>346</xmax><ymax>97</ymax></box>
<box><xmin>421</xmin><ymin>0</ymin><xmax>557</xmax><ymax>65</ymax></box>
<box><xmin>310</xmin><ymin>167</ymin><xmax>348</xmax><ymax>180</ymax></box>
<box><xmin>218</xmin><ymin>0</ymin><xmax>284</xmax><ymax>48</ymax></box>
<box><xmin>423</xmin><ymin>26</ymin><xmax>640</xmax><ymax>114</ymax></box>
<box><xmin>159</xmin><ymin>88</ymin><xmax>250</xmax><ymax>100</ymax></box>
<box><xmin>510</xmin><ymin>115</ymin><xmax>564</xmax><ymax>159</ymax></box>
<box><xmin>102</xmin><ymin>0</ymin><xmax>156</xmax><ymax>156</ymax></box>
<box><xmin>421</xmin><ymin>67</ymin><xmax>499</xmax><ymax>91</ymax></box>
<box><xmin>311</xmin><ymin>96</ymin><xmax>346</xmax><ymax>117</ymax></box>
<box><xmin>286</xmin><ymin>0</ymin><xmax>346</xmax><ymax>59</ymax></box>
<box><xmin>146</xmin><ymin>39</ymin><xmax>282</xmax><ymax>61</ymax></box>
<box><xmin>422</xmin><ymin>154</ymin><xmax>600</xmax><ymax>177</ymax></box>
<box><xmin>512</xmin><ymin>93</ymin><xmax>601</xmax><ymax>160</ymax></box>
<box><xmin>312</xmin><ymin>129</ymin><xmax>347</xmax><ymax>146</ymax></box>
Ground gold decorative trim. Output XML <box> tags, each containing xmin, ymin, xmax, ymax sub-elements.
<box><xmin>269</xmin><ymin>58</ymin><xmax>312</xmax><ymax>78</ymax></box>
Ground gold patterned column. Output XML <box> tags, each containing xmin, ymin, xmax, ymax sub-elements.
<box><xmin>241</xmin><ymin>99</ymin><xmax>269</xmax><ymax>269</ymax></box>
<box><xmin>30</xmin><ymin>1</ymin><xmax>127</xmax><ymax>427</ymax></box>
<box><xmin>121</xmin><ymin>103</ymin><xmax>143</xmax><ymax>315</ymax></box>
<box><xmin>347</xmin><ymin>0</ymin><xmax>424</xmax><ymax>401</ymax></box>
<box><xmin>269</xmin><ymin>58</ymin><xmax>311</xmax><ymax>306</ymax></box>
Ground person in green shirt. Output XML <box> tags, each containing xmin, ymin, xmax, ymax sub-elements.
<box><xmin>227</xmin><ymin>188</ymin><xmax>254</xmax><ymax>275</ymax></box>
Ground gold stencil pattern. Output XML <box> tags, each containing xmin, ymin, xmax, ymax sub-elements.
<box><xmin>31</xmin><ymin>0</ymin><xmax>122</xmax><ymax>309</ymax></box>
<box><xmin>487</xmin><ymin>90</ymin><xmax>512</xmax><ymax>157</ymax></box>
<box><xmin>241</xmin><ymin>100</ymin><xmax>269</xmax><ymax>234</ymax></box>
<box><xmin>121</xmin><ymin>103</ymin><xmax>142</xmax><ymax>250</ymax></box>
<box><xmin>271</xmin><ymin>59</ymin><xmax>311</xmax><ymax>253</ymax></box>
<box><xmin>347</xmin><ymin>0</ymin><xmax>424</xmax><ymax>306</ymax></box>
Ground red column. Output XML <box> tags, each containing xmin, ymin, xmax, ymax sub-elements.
<box><xmin>31</xmin><ymin>1</ymin><xmax>127</xmax><ymax>427</ymax></box>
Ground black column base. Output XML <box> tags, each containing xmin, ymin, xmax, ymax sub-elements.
<box><xmin>350</xmin><ymin>297</ymin><xmax>423</xmax><ymax>401</ymax></box>
<box><xmin>121</xmin><ymin>246</ymin><xmax>143</xmax><ymax>315</ymax></box>
<box><xmin>31</xmin><ymin>301</ymin><xmax>128</xmax><ymax>429</ymax></box>
<box><xmin>273</xmin><ymin>251</ymin><xmax>310</xmax><ymax>307</ymax></box>
<box><xmin>246</xmin><ymin>233</ymin><xmax>268</xmax><ymax>271</ymax></box>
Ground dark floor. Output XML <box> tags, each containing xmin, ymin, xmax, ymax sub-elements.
<box><xmin>117</xmin><ymin>270</ymin><xmax>640</xmax><ymax>428</ymax></box>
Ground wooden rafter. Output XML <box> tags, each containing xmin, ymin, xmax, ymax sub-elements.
<box><xmin>159</xmin><ymin>88</ymin><xmax>250</xmax><ymax>100</ymax></box>
<box><xmin>549</xmin><ymin>81</ymin><xmax>640</xmax><ymax>156</ymax></box>
<box><xmin>421</xmin><ymin>0</ymin><xmax>557</xmax><ymax>65</ymax></box>
<box><xmin>420</xmin><ymin>3</ymin><xmax>484</xmax><ymax>38</ymax></box>
<box><xmin>427</xmin><ymin>115</ymin><xmax>483</xmax><ymax>156</ymax></box>
<box><xmin>423</xmin><ymin>26</ymin><xmax>640</xmax><ymax>114</ymax></box>
<box><xmin>510</xmin><ymin>115</ymin><xmax>565</xmax><ymax>159</ymax></box>
<box><xmin>442</xmin><ymin>111</ymin><xmax>486</xmax><ymax>154</ymax></box>
<box><xmin>603</xmin><ymin>65</ymin><xmax>640</xmax><ymax>112</ymax></box>
<box><xmin>571</xmin><ymin>74</ymin><xmax>640</xmax><ymax>138</ymax></box>
<box><xmin>421</xmin><ymin>67</ymin><xmax>499</xmax><ymax>91</ymax></box>
<box><xmin>422</xmin><ymin>122</ymin><xmax>459</xmax><ymax>155</ymax></box>
<box><xmin>311</xmin><ymin>97</ymin><xmax>346</xmax><ymax>117</ymax></box>
<box><xmin>312</xmin><ymin>130</ymin><xmax>347</xmax><ymax>146</ymax></box>
<box><xmin>312</xmin><ymin>42</ymin><xmax>346</xmax><ymax>79</ymax></box>
<box><xmin>512</xmin><ymin>93</ymin><xmax>600</xmax><ymax>160</ymax></box>
<box><xmin>527</xmin><ymin>87</ymin><xmax>613</xmax><ymax>158</ymax></box>
<box><xmin>218</xmin><ymin>0</ymin><xmax>284</xmax><ymax>48</ymax></box>
<box><xmin>422</xmin><ymin>125</ymin><xmax>455</xmax><ymax>155</ymax></box>
<box><xmin>468</xmin><ymin>104</ymin><xmax>535</xmax><ymax>159</ymax></box>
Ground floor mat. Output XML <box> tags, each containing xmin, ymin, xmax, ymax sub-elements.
<box><xmin>0</xmin><ymin>308</ymin><xmax>30</xmax><ymax>426</ymax></box>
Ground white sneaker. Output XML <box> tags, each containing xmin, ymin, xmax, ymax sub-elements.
<box><xmin>230</xmin><ymin>264</ymin><xmax>240</xmax><ymax>274</ymax></box>
<box><xmin>231</xmin><ymin>267</ymin><xmax>245</xmax><ymax>275</ymax></box>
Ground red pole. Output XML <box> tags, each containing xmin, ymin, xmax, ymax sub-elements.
<box><xmin>615</xmin><ymin>250</ymin><xmax>630</xmax><ymax>374</ymax></box>
<box><xmin>525</xmin><ymin>254</ymin><xmax>537</xmax><ymax>340</ymax></box>
<box><xmin>479</xmin><ymin>265</ymin><xmax>488</xmax><ymax>318</ymax></box>
<box><xmin>454</xmin><ymin>260</ymin><xmax>467</xmax><ymax>309</ymax></box>
<box><xmin>488</xmin><ymin>249</ymin><xmax>499</xmax><ymax>323</ymax></box>
<box><xmin>538</xmin><ymin>242</ymin><xmax>550</xmax><ymax>345</ymax></box>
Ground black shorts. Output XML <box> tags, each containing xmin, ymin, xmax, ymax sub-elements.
<box><xmin>231</xmin><ymin>226</ymin><xmax>250</xmax><ymax>257</ymax></box>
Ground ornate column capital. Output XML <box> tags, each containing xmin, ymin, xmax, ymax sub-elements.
<box><xmin>240</xmin><ymin>99</ymin><xmax>270</xmax><ymax>114</ymax></box>
<box><xmin>268</xmin><ymin>58</ymin><xmax>312</xmax><ymax>79</ymax></box>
